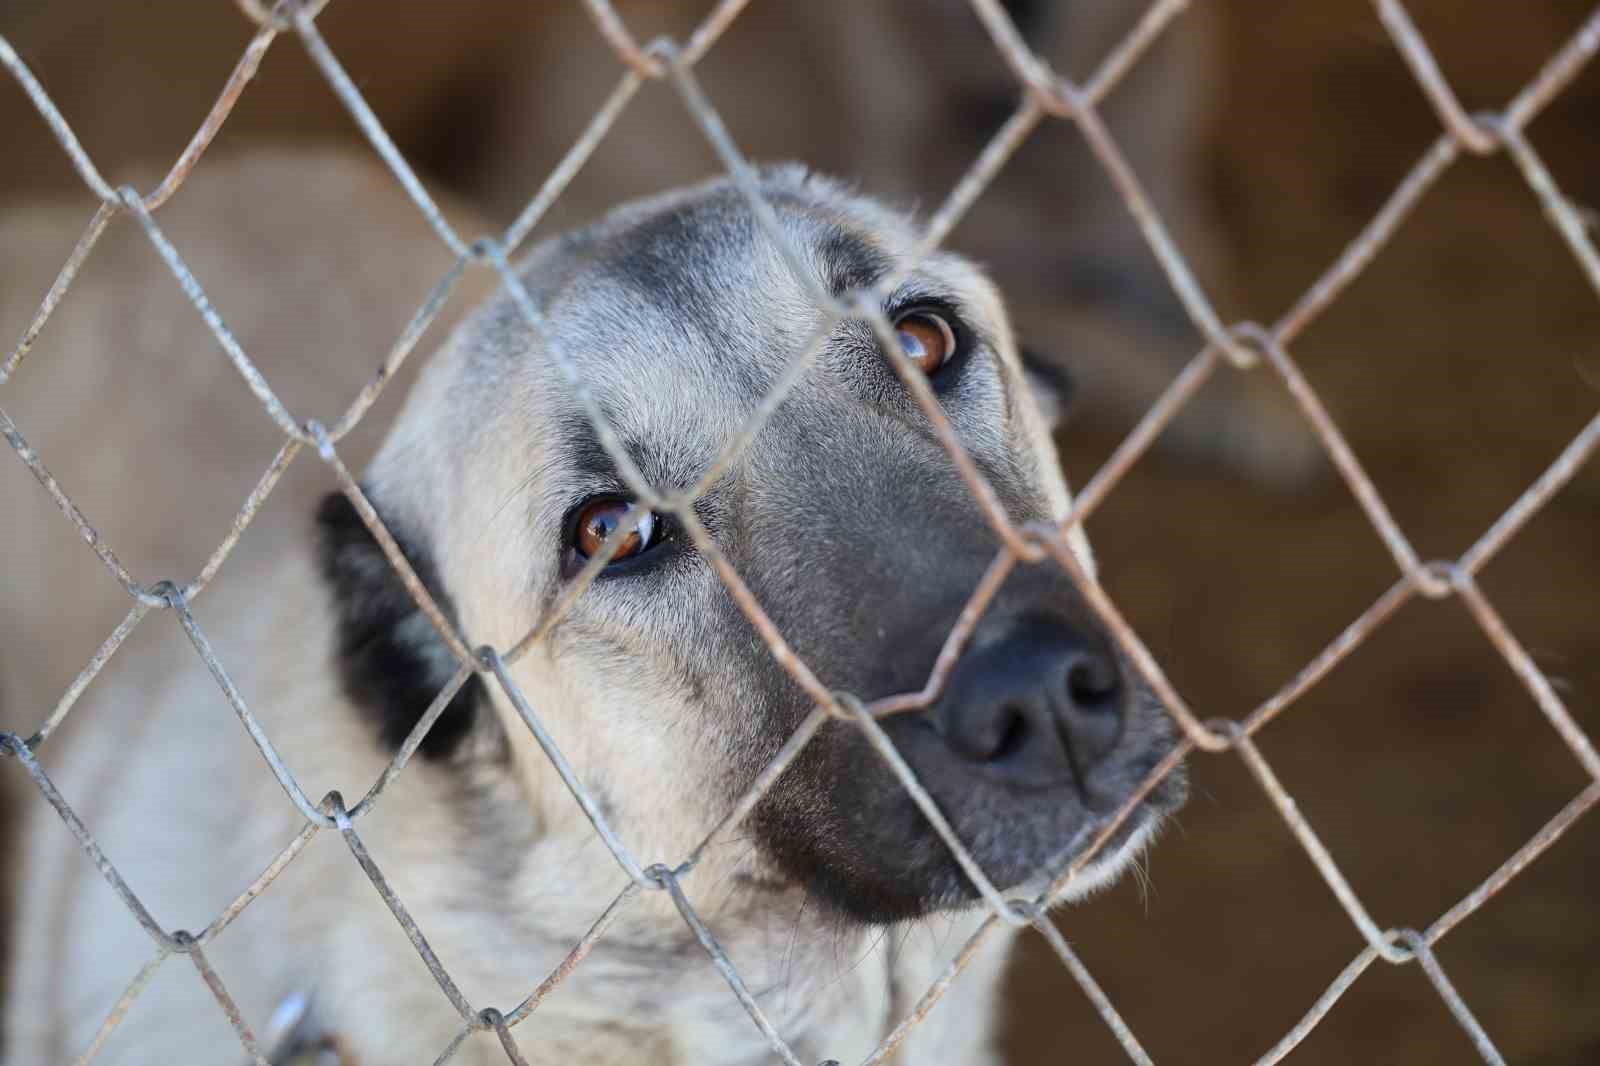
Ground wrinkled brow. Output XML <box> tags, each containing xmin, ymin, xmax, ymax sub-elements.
<box><xmin>548</xmin><ymin>411</ymin><xmax>629</xmax><ymax>491</ymax></box>
<box><xmin>816</xmin><ymin>224</ymin><xmax>894</xmax><ymax>298</ymax></box>
<box><xmin>543</xmin><ymin>411</ymin><xmax>707</xmax><ymax>505</ymax></box>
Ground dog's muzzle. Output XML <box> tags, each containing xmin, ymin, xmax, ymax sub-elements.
<box><xmin>741</xmin><ymin>422</ymin><xmax>1184</xmax><ymax>923</ymax></box>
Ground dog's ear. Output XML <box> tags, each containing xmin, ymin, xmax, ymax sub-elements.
<box><xmin>1019</xmin><ymin>346</ymin><xmax>1075</xmax><ymax>431</ymax></box>
<box><xmin>315</xmin><ymin>491</ymin><xmax>485</xmax><ymax>761</ymax></box>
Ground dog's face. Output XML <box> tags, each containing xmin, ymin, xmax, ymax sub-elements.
<box><xmin>320</xmin><ymin>167</ymin><xmax>1184</xmax><ymax>926</ymax></box>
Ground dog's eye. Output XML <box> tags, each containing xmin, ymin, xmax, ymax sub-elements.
<box><xmin>894</xmin><ymin>311</ymin><xmax>956</xmax><ymax>374</ymax></box>
<box><xmin>572</xmin><ymin>498</ymin><xmax>660</xmax><ymax>562</ymax></box>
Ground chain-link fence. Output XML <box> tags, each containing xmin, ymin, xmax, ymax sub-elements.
<box><xmin>2</xmin><ymin>0</ymin><xmax>1598</xmax><ymax>1062</ymax></box>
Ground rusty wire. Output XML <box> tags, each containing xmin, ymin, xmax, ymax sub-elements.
<box><xmin>1</xmin><ymin>0</ymin><xmax>1598</xmax><ymax>1063</ymax></box>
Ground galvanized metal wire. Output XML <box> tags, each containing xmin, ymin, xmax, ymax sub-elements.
<box><xmin>3</xmin><ymin>0</ymin><xmax>1599</xmax><ymax>1062</ymax></box>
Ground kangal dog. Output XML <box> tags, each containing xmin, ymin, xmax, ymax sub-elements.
<box><xmin>3</xmin><ymin>154</ymin><xmax>1184</xmax><ymax>1065</ymax></box>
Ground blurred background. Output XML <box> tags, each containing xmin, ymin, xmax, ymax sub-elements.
<box><xmin>2</xmin><ymin>1</ymin><xmax>1597</xmax><ymax>1062</ymax></box>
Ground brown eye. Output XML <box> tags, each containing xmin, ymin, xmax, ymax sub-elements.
<box><xmin>572</xmin><ymin>498</ymin><xmax>659</xmax><ymax>562</ymax></box>
<box><xmin>894</xmin><ymin>311</ymin><xmax>956</xmax><ymax>374</ymax></box>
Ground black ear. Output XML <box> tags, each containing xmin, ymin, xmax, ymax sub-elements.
<box><xmin>1019</xmin><ymin>346</ymin><xmax>1075</xmax><ymax>431</ymax></box>
<box><xmin>316</xmin><ymin>491</ymin><xmax>484</xmax><ymax>761</ymax></box>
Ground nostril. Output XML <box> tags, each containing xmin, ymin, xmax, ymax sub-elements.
<box><xmin>989</xmin><ymin>707</ymin><xmax>1030</xmax><ymax>762</ymax></box>
<box><xmin>955</xmin><ymin>704</ymin><xmax>1030</xmax><ymax>763</ymax></box>
<box><xmin>1065</xmin><ymin>653</ymin><xmax>1120</xmax><ymax>713</ymax></box>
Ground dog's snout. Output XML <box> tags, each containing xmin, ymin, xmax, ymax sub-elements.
<box><xmin>931</xmin><ymin>623</ymin><xmax>1125</xmax><ymax>789</ymax></box>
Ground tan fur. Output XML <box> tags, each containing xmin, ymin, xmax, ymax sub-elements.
<box><xmin>3</xmin><ymin>151</ymin><xmax>1145</xmax><ymax>1065</ymax></box>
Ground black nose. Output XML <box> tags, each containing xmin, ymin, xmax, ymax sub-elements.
<box><xmin>929</xmin><ymin>622</ymin><xmax>1125</xmax><ymax>789</ymax></box>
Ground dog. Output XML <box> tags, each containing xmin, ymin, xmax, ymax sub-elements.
<box><xmin>3</xmin><ymin>154</ymin><xmax>1185</xmax><ymax>1065</ymax></box>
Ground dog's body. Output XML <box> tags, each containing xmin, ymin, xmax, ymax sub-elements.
<box><xmin>3</xmin><ymin>153</ymin><xmax>1182</xmax><ymax>1064</ymax></box>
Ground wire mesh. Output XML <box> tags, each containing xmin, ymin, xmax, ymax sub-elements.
<box><xmin>2</xmin><ymin>0</ymin><xmax>1598</xmax><ymax>1062</ymax></box>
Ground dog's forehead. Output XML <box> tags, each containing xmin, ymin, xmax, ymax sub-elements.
<box><xmin>518</xmin><ymin>177</ymin><xmax>1001</xmax><ymax>465</ymax></box>
<box><xmin>560</xmin><ymin>192</ymin><xmax>830</xmax><ymax>395</ymax></box>
<box><xmin>555</xmin><ymin>186</ymin><xmax>916</xmax><ymax>373</ymax></box>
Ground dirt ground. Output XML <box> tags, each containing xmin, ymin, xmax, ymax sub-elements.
<box><xmin>2</xmin><ymin>2</ymin><xmax>1597</xmax><ymax>1063</ymax></box>
<box><xmin>1004</xmin><ymin>3</ymin><xmax>1600</xmax><ymax>1063</ymax></box>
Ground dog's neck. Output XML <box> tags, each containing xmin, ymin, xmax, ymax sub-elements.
<box><xmin>303</xmin><ymin>741</ymin><xmax>1009</xmax><ymax>1065</ymax></box>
